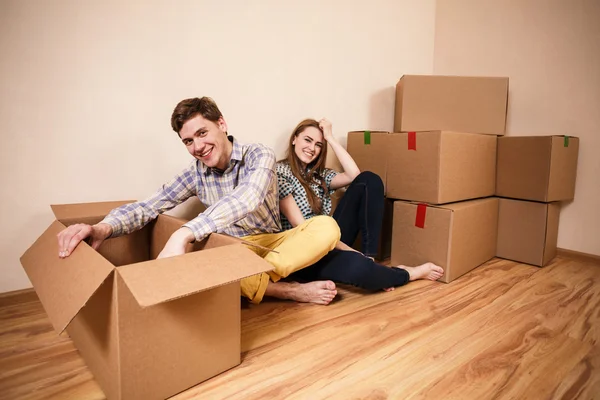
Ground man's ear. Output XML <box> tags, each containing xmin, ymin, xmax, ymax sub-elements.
<box><xmin>218</xmin><ymin>116</ymin><xmax>228</xmax><ymax>133</ymax></box>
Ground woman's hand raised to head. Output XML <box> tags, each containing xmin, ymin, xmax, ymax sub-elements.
<box><xmin>319</xmin><ymin>118</ymin><xmax>334</xmax><ymax>142</ymax></box>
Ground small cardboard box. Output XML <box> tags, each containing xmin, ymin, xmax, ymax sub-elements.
<box><xmin>347</xmin><ymin>131</ymin><xmax>390</xmax><ymax>194</ymax></box>
<box><xmin>394</xmin><ymin>75</ymin><xmax>509</xmax><ymax>135</ymax></box>
<box><xmin>391</xmin><ymin>198</ymin><xmax>498</xmax><ymax>283</ymax></box>
<box><xmin>497</xmin><ymin>198</ymin><xmax>560</xmax><ymax>266</ymax></box>
<box><xmin>496</xmin><ymin>135</ymin><xmax>579</xmax><ymax>202</ymax></box>
<box><xmin>20</xmin><ymin>201</ymin><xmax>274</xmax><ymax>400</ymax></box>
<box><xmin>386</xmin><ymin>131</ymin><xmax>497</xmax><ymax>204</ymax></box>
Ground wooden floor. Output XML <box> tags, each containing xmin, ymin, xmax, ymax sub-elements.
<box><xmin>2</xmin><ymin>255</ymin><xmax>600</xmax><ymax>399</ymax></box>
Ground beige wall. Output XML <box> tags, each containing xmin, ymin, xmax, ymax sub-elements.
<box><xmin>434</xmin><ymin>0</ymin><xmax>600</xmax><ymax>256</ymax></box>
<box><xmin>0</xmin><ymin>0</ymin><xmax>436</xmax><ymax>293</ymax></box>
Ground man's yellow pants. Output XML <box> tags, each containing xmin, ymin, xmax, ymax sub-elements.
<box><xmin>240</xmin><ymin>216</ymin><xmax>340</xmax><ymax>303</ymax></box>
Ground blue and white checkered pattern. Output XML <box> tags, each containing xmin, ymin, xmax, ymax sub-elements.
<box><xmin>102</xmin><ymin>137</ymin><xmax>281</xmax><ymax>242</ymax></box>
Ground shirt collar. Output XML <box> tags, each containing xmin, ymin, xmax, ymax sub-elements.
<box><xmin>198</xmin><ymin>135</ymin><xmax>241</xmax><ymax>175</ymax></box>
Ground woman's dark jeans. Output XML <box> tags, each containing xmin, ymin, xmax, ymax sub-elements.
<box><xmin>289</xmin><ymin>171</ymin><xmax>409</xmax><ymax>291</ymax></box>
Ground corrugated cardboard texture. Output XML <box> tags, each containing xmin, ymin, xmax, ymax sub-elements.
<box><xmin>51</xmin><ymin>200</ymin><xmax>135</xmax><ymax>221</ymax></box>
<box><xmin>439</xmin><ymin>132</ymin><xmax>497</xmax><ymax>203</ymax></box>
<box><xmin>118</xmin><ymin>244</ymin><xmax>273</xmax><ymax>307</ymax></box>
<box><xmin>444</xmin><ymin>198</ymin><xmax>498</xmax><ymax>281</ymax></box>
<box><xmin>20</xmin><ymin>220</ymin><xmax>114</xmax><ymax>333</ymax></box>
<box><xmin>118</xmin><ymin>275</ymin><xmax>240</xmax><ymax>400</ymax></box>
<box><xmin>150</xmin><ymin>214</ymin><xmax>185</xmax><ymax>259</ymax></box>
<box><xmin>496</xmin><ymin>136</ymin><xmax>579</xmax><ymax>202</ymax></box>
<box><xmin>347</xmin><ymin>131</ymin><xmax>389</xmax><ymax>193</ymax></box>
<box><xmin>391</xmin><ymin>201</ymin><xmax>452</xmax><ymax>271</ymax></box>
<box><xmin>98</xmin><ymin>227</ymin><xmax>150</xmax><ymax>267</ymax></box>
<box><xmin>66</xmin><ymin>274</ymin><xmax>120</xmax><ymax>400</ymax></box>
<box><xmin>387</xmin><ymin>131</ymin><xmax>441</xmax><ymax>203</ymax></box>
<box><xmin>391</xmin><ymin>198</ymin><xmax>498</xmax><ymax>283</ymax></box>
<box><xmin>394</xmin><ymin>75</ymin><xmax>509</xmax><ymax>135</ymax></box>
<box><xmin>547</xmin><ymin>136</ymin><xmax>580</xmax><ymax>201</ymax></box>
<box><xmin>543</xmin><ymin>203</ymin><xmax>560</xmax><ymax>265</ymax></box>
<box><xmin>386</xmin><ymin>131</ymin><xmax>496</xmax><ymax>204</ymax></box>
<box><xmin>497</xmin><ymin>198</ymin><xmax>560</xmax><ymax>266</ymax></box>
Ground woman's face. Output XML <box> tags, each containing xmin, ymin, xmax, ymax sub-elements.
<box><xmin>293</xmin><ymin>127</ymin><xmax>324</xmax><ymax>167</ymax></box>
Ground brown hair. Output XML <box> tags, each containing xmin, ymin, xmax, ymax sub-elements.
<box><xmin>170</xmin><ymin>97</ymin><xmax>223</xmax><ymax>135</ymax></box>
<box><xmin>282</xmin><ymin>119</ymin><xmax>330</xmax><ymax>214</ymax></box>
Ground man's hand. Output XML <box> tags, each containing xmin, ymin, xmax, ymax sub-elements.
<box><xmin>319</xmin><ymin>118</ymin><xmax>334</xmax><ymax>142</ymax></box>
<box><xmin>57</xmin><ymin>223</ymin><xmax>113</xmax><ymax>258</ymax></box>
<box><xmin>157</xmin><ymin>227</ymin><xmax>195</xmax><ymax>259</ymax></box>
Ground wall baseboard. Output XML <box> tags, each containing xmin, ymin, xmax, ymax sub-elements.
<box><xmin>0</xmin><ymin>287</ymin><xmax>36</xmax><ymax>302</ymax></box>
<box><xmin>557</xmin><ymin>248</ymin><xmax>600</xmax><ymax>264</ymax></box>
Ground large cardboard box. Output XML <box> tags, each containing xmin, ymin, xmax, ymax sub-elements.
<box><xmin>496</xmin><ymin>135</ymin><xmax>579</xmax><ymax>202</ymax></box>
<box><xmin>391</xmin><ymin>198</ymin><xmax>498</xmax><ymax>283</ymax></box>
<box><xmin>386</xmin><ymin>131</ymin><xmax>497</xmax><ymax>204</ymax></box>
<box><xmin>20</xmin><ymin>201</ymin><xmax>274</xmax><ymax>400</ymax></box>
<box><xmin>394</xmin><ymin>75</ymin><xmax>509</xmax><ymax>135</ymax></box>
<box><xmin>347</xmin><ymin>131</ymin><xmax>390</xmax><ymax>193</ymax></box>
<box><xmin>497</xmin><ymin>198</ymin><xmax>560</xmax><ymax>267</ymax></box>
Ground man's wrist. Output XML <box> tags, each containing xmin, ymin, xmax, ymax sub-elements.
<box><xmin>174</xmin><ymin>227</ymin><xmax>195</xmax><ymax>243</ymax></box>
<box><xmin>94</xmin><ymin>223</ymin><xmax>113</xmax><ymax>239</ymax></box>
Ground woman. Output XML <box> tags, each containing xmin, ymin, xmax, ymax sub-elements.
<box><xmin>277</xmin><ymin>118</ymin><xmax>443</xmax><ymax>301</ymax></box>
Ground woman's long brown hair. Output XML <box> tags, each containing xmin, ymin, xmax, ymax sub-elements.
<box><xmin>281</xmin><ymin>119</ymin><xmax>330</xmax><ymax>214</ymax></box>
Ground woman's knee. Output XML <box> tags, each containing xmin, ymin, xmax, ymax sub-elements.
<box><xmin>354</xmin><ymin>171</ymin><xmax>383</xmax><ymax>191</ymax></box>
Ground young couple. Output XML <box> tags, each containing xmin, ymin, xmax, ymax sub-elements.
<box><xmin>57</xmin><ymin>97</ymin><xmax>443</xmax><ymax>305</ymax></box>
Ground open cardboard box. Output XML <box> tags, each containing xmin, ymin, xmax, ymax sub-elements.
<box><xmin>20</xmin><ymin>201</ymin><xmax>274</xmax><ymax>400</ymax></box>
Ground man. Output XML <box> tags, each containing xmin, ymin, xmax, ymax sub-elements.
<box><xmin>57</xmin><ymin>97</ymin><xmax>340</xmax><ymax>305</ymax></box>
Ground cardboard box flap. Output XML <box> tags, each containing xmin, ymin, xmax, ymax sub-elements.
<box><xmin>118</xmin><ymin>244</ymin><xmax>274</xmax><ymax>307</ymax></box>
<box><xmin>20</xmin><ymin>220</ymin><xmax>115</xmax><ymax>333</ymax></box>
<box><xmin>51</xmin><ymin>200</ymin><xmax>136</xmax><ymax>221</ymax></box>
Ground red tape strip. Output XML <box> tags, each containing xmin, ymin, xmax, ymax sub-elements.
<box><xmin>408</xmin><ymin>132</ymin><xmax>416</xmax><ymax>150</ymax></box>
<box><xmin>415</xmin><ymin>204</ymin><xmax>427</xmax><ymax>228</ymax></box>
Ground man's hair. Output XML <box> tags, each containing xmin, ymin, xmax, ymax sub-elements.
<box><xmin>170</xmin><ymin>97</ymin><xmax>223</xmax><ymax>135</ymax></box>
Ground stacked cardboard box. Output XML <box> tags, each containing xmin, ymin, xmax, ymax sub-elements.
<box><xmin>495</xmin><ymin>135</ymin><xmax>579</xmax><ymax>266</ymax></box>
<box><xmin>349</xmin><ymin>75</ymin><xmax>509</xmax><ymax>282</ymax></box>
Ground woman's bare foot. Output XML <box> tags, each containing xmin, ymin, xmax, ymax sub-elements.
<box><xmin>402</xmin><ymin>262</ymin><xmax>444</xmax><ymax>281</ymax></box>
<box><xmin>265</xmin><ymin>280</ymin><xmax>337</xmax><ymax>305</ymax></box>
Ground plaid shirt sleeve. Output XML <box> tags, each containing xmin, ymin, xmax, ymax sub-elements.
<box><xmin>183</xmin><ymin>145</ymin><xmax>276</xmax><ymax>242</ymax></box>
<box><xmin>100</xmin><ymin>163</ymin><xmax>197</xmax><ymax>237</ymax></box>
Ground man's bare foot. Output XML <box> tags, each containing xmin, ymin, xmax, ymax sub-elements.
<box><xmin>402</xmin><ymin>262</ymin><xmax>444</xmax><ymax>281</ymax></box>
<box><xmin>265</xmin><ymin>280</ymin><xmax>337</xmax><ymax>305</ymax></box>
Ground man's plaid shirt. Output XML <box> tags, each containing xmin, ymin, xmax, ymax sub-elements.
<box><xmin>101</xmin><ymin>137</ymin><xmax>282</xmax><ymax>242</ymax></box>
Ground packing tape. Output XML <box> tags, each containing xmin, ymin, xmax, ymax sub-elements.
<box><xmin>415</xmin><ymin>203</ymin><xmax>427</xmax><ymax>229</ymax></box>
<box><xmin>364</xmin><ymin>131</ymin><xmax>371</xmax><ymax>145</ymax></box>
<box><xmin>564</xmin><ymin>135</ymin><xmax>569</xmax><ymax>147</ymax></box>
<box><xmin>408</xmin><ymin>132</ymin><xmax>416</xmax><ymax>150</ymax></box>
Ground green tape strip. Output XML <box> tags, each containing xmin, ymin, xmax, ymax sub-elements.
<box><xmin>364</xmin><ymin>130</ymin><xmax>371</xmax><ymax>145</ymax></box>
<box><xmin>564</xmin><ymin>135</ymin><xmax>569</xmax><ymax>147</ymax></box>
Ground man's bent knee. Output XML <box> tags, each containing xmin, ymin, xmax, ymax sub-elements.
<box><xmin>305</xmin><ymin>216</ymin><xmax>341</xmax><ymax>246</ymax></box>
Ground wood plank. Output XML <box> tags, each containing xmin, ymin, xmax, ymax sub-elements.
<box><xmin>1</xmin><ymin>256</ymin><xmax>600</xmax><ymax>400</ymax></box>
